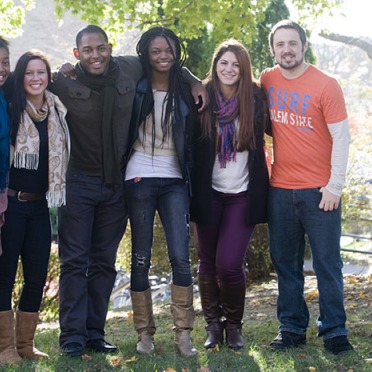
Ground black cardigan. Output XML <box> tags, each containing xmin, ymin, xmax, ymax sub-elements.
<box><xmin>190</xmin><ymin>84</ymin><xmax>270</xmax><ymax>226</ymax></box>
<box><xmin>125</xmin><ymin>77</ymin><xmax>196</xmax><ymax>196</ymax></box>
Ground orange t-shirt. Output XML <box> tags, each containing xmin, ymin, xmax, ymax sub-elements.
<box><xmin>260</xmin><ymin>65</ymin><xmax>347</xmax><ymax>189</ymax></box>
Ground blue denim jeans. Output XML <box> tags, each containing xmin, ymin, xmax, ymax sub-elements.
<box><xmin>125</xmin><ymin>177</ymin><xmax>192</xmax><ymax>291</ymax></box>
<box><xmin>268</xmin><ymin>187</ymin><xmax>348</xmax><ymax>339</ymax></box>
<box><xmin>58</xmin><ymin>171</ymin><xmax>127</xmax><ymax>347</ymax></box>
<box><xmin>0</xmin><ymin>196</ymin><xmax>51</xmax><ymax>312</ymax></box>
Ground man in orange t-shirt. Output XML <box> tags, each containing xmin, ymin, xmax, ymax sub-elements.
<box><xmin>260</xmin><ymin>20</ymin><xmax>353</xmax><ymax>355</ymax></box>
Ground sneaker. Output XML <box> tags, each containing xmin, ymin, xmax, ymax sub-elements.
<box><xmin>324</xmin><ymin>335</ymin><xmax>354</xmax><ymax>355</ymax></box>
<box><xmin>270</xmin><ymin>331</ymin><xmax>306</xmax><ymax>350</ymax></box>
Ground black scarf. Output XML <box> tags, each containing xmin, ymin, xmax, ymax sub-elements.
<box><xmin>75</xmin><ymin>58</ymin><xmax>121</xmax><ymax>187</ymax></box>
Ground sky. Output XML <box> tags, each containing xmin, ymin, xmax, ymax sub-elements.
<box><xmin>288</xmin><ymin>0</ymin><xmax>372</xmax><ymax>40</ymax></box>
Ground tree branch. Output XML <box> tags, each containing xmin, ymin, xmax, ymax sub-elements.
<box><xmin>319</xmin><ymin>31</ymin><xmax>372</xmax><ymax>60</ymax></box>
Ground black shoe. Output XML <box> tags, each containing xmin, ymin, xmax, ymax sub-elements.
<box><xmin>86</xmin><ymin>339</ymin><xmax>118</xmax><ymax>353</ymax></box>
<box><xmin>324</xmin><ymin>335</ymin><xmax>354</xmax><ymax>355</ymax></box>
<box><xmin>61</xmin><ymin>342</ymin><xmax>84</xmax><ymax>357</ymax></box>
<box><xmin>270</xmin><ymin>331</ymin><xmax>306</xmax><ymax>350</ymax></box>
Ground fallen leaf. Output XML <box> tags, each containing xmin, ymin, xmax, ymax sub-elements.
<box><xmin>164</xmin><ymin>369</ymin><xmax>177</xmax><ymax>372</ymax></box>
<box><xmin>297</xmin><ymin>353</ymin><xmax>306</xmax><ymax>358</ymax></box>
<box><xmin>197</xmin><ymin>368</ymin><xmax>210</xmax><ymax>372</ymax></box>
<box><xmin>308</xmin><ymin>367</ymin><xmax>316</xmax><ymax>372</ymax></box>
<box><xmin>207</xmin><ymin>344</ymin><xmax>220</xmax><ymax>352</ymax></box>
<box><xmin>305</xmin><ymin>289</ymin><xmax>319</xmax><ymax>301</ymax></box>
<box><xmin>359</xmin><ymin>291</ymin><xmax>370</xmax><ymax>300</ymax></box>
<box><xmin>111</xmin><ymin>356</ymin><xmax>122</xmax><ymax>365</ymax></box>
<box><xmin>256</xmin><ymin>312</ymin><xmax>268</xmax><ymax>318</ymax></box>
<box><xmin>157</xmin><ymin>344</ymin><xmax>164</xmax><ymax>353</ymax></box>
<box><xmin>344</xmin><ymin>276</ymin><xmax>359</xmax><ymax>284</ymax></box>
<box><xmin>81</xmin><ymin>354</ymin><xmax>92</xmax><ymax>361</ymax></box>
<box><xmin>125</xmin><ymin>355</ymin><xmax>138</xmax><ymax>363</ymax></box>
<box><xmin>249</xmin><ymin>299</ymin><xmax>261</xmax><ymax>307</ymax></box>
<box><xmin>181</xmin><ymin>368</ymin><xmax>191</xmax><ymax>372</ymax></box>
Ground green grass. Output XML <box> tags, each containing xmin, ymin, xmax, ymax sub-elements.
<box><xmin>1</xmin><ymin>275</ymin><xmax>371</xmax><ymax>372</ymax></box>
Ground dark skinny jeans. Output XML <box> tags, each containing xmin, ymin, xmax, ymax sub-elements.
<box><xmin>0</xmin><ymin>196</ymin><xmax>51</xmax><ymax>312</ymax></box>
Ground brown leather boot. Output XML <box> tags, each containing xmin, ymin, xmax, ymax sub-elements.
<box><xmin>130</xmin><ymin>288</ymin><xmax>156</xmax><ymax>354</ymax></box>
<box><xmin>15</xmin><ymin>310</ymin><xmax>49</xmax><ymax>360</ymax></box>
<box><xmin>198</xmin><ymin>274</ymin><xmax>224</xmax><ymax>349</ymax></box>
<box><xmin>0</xmin><ymin>310</ymin><xmax>22</xmax><ymax>365</ymax></box>
<box><xmin>171</xmin><ymin>284</ymin><xmax>197</xmax><ymax>357</ymax></box>
<box><xmin>220</xmin><ymin>284</ymin><xmax>246</xmax><ymax>350</ymax></box>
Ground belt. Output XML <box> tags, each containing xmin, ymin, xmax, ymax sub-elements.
<box><xmin>7</xmin><ymin>188</ymin><xmax>45</xmax><ymax>202</ymax></box>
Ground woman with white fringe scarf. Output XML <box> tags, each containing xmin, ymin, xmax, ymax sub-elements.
<box><xmin>0</xmin><ymin>50</ymin><xmax>70</xmax><ymax>364</ymax></box>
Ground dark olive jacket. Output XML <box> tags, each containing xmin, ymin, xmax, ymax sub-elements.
<box><xmin>190</xmin><ymin>84</ymin><xmax>270</xmax><ymax>226</ymax></box>
<box><xmin>51</xmin><ymin>56</ymin><xmax>143</xmax><ymax>176</ymax></box>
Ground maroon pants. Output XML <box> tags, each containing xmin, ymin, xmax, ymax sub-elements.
<box><xmin>196</xmin><ymin>191</ymin><xmax>255</xmax><ymax>287</ymax></box>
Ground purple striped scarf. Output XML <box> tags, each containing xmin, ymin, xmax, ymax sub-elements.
<box><xmin>214</xmin><ymin>89</ymin><xmax>239</xmax><ymax>168</ymax></box>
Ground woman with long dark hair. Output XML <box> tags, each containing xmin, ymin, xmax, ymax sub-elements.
<box><xmin>0</xmin><ymin>36</ymin><xmax>22</xmax><ymax>366</ymax></box>
<box><xmin>0</xmin><ymin>50</ymin><xmax>69</xmax><ymax>362</ymax></box>
<box><xmin>0</xmin><ymin>37</ymin><xmax>11</xmax><ymax>258</ymax></box>
<box><xmin>191</xmin><ymin>39</ymin><xmax>270</xmax><ymax>351</ymax></box>
<box><xmin>125</xmin><ymin>27</ymin><xmax>197</xmax><ymax>357</ymax></box>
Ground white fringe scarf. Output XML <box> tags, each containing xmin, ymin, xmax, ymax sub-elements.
<box><xmin>13</xmin><ymin>90</ymin><xmax>70</xmax><ymax>208</ymax></box>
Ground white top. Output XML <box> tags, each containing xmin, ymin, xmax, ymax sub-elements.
<box><xmin>125</xmin><ymin>151</ymin><xmax>182</xmax><ymax>180</ymax></box>
<box><xmin>133</xmin><ymin>90</ymin><xmax>177</xmax><ymax>156</ymax></box>
<box><xmin>212</xmin><ymin>150</ymin><xmax>249</xmax><ymax>193</ymax></box>
<box><xmin>125</xmin><ymin>90</ymin><xmax>182</xmax><ymax>180</ymax></box>
<box><xmin>212</xmin><ymin>119</ymin><xmax>249</xmax><ymax>193</ymax></box>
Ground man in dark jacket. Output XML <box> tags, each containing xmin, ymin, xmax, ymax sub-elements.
<box><xmin>52</xmin><ymin>25</ymin><xmax>206</xmax><ymax>358</ymax></box>
<box><xmin>52</xmin><ymin>25</ymin><xmax>143</xmax><ymax>358</ymax></box>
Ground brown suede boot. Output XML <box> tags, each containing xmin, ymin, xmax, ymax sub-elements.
<box><xmin>15</xmin><ymin>310</ymin><xmax>49</xmax><ymax>360</ymax></box>
<box><xmin>220</xmin><ymin>284</ymin><xmax>246</xmax><ymax>350</ymax></box>
<box><xmin>0</xmin><ymin>310</ymin><xmax>22</xmax><ymax>365</ymax></box>
<box><xmin>198</xmin><ymin>274</ymin><xmax>224</xmax><ymax>349</ymax></box>
<box><xmin>171</xmin><ymin>284</ymin><xmax>197</xmax><ymax>357</ymax></box>
<box><xmin>130</xmin><ymin>288</ymin><xmax>156</xmax><ymax>354</ymax></box>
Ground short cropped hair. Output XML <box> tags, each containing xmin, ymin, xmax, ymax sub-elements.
<box><xmin>76</xmin><ymin>25</ymin><xmax>108</xmax><ymax>47</ymax></box>
<box><xmin>269</xmin><ymin>20</ymin><xmax>307</xmax><ymax>48</ymax></box>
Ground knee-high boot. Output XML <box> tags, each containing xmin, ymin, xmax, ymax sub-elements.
<box><xmin>220</xmin><ymin>283</ymin><xmax>246</xmax><ymax>350</ymax></box>
<box><xmin>0</xmin><ymin>310</ymin><xmax>22</xmax><ymax>365</ymax></box>
<box><xmin>198</xmin><ymin>274</ymin><xmax>224</xmax><ymax>349</ymax></box>
<box><xmin>130</xmin><ymin>288</ymin><xmax>156</xmax><ymax>354</ymax></box>
<box><xmin>170</xmin><ymin>284</ymin><xmax>197</xmax><ymax>357</ymax></box>
<box><xmin>15</xmin><ymin>310</ymin><xmax>49</xmax><ymax>360</ymax></box>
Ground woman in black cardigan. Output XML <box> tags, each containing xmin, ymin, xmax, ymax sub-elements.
<box><xmin>124</xmin><ymin>27</ymin><xmax>198</xmax><ymax>358</ymax></box>
<box><xmin>191</xmin><ymin>39</ymin><xmax>270</xmax><ymax>351</ymax></box>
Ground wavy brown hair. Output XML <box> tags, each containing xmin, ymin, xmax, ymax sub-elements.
<box><xmin>200</xmin><ymin>39</ymin><xmax>256</xmax><ymax>151</ymax></box>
